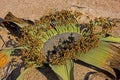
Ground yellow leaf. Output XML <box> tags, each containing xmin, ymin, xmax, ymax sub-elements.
<box><xmin>0</xmin><ymin>53</ymin><xmax>9</xmax><ymax>68</ymax></box>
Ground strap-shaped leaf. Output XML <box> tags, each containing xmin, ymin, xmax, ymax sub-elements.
<box><xmin>101</xmin><ymin>36</ymin><xmax>120</xmax><ymax>43</ymax></box>
<box><xmin>2</xmin><ymin>12</ymin><xmax>33</xmax><ymax>28</ymax></box>
<box><xmin>49</xmin><ymin>59</ymin><xmax>74</xmax><ymax>80</ymax></box>
<box><xmin>76</xmin><ymin>41</ymin><xmax>116</xmax><ymax>77</ymax></box>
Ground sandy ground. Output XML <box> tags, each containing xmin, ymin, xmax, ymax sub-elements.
<box><xmin>0</xmin><ymin>0</ymin><xmax>120</xmax><ymax>80</ymax></box>
<box><xmin>0</xmin><ymin>0</ymin><xmax>120</xmax><ymax>20</ymax></box>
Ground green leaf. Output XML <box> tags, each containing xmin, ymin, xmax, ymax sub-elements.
<box><xmin>1</xmin><ymin>47</ymin><xmax>26</xmax><ymax>57</ymax></box>
<box><xmin>76</xmin><ymin>41</ymin><xmax>116</xmax><ymax>77</ymax></box>
<box><xmin>101</xmin><ymin>36</ymin><xmax>120</xmax><ymax>43</ymax></box>
<box><xmin>49</xmin><ymin>59</ymin><xmax>74</xmax><ymax>80</ymax></box>
<box><xmin>16</xmin><ymin>62</ymin><xmax>40</xmax><ymax>80</ymax></box>
<box><xmin>1</xmin><ymin>48</ymin><xmax>14</xmax><ymax>58</ymax></box>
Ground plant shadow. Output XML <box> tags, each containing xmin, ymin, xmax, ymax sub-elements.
<box><xmin>6</xmin><ymin>64</ymin><xmax>59</xmax><ymax>80</ymax></box>
<box><xmin>37</xmin><ymin>66</ymin><xmax>59</xmax><ymax>80</ymax></box>
<box><xmin>6</xmin><ymin>63</ymin><xmax>25</xmax><ymax>80</ymax></box>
